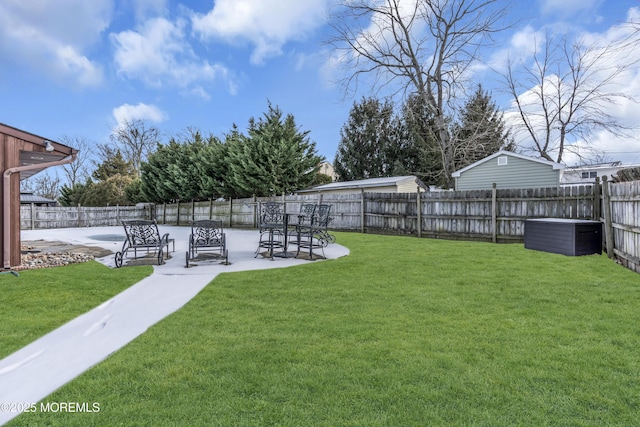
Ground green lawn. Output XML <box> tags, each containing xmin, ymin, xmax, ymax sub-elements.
<box><xmin>8</xmin><ymin>233</ymin><xmax>640</xmax><ymax>426</ymax></box>
<box><xmin>0</xmin><ymin>261</ymin><xmax>153</xmax><ymax>360</ymax></box>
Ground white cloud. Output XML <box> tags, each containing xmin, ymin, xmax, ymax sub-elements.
<box><xmin>502</xmin><ymin>7</ymin><xmax>640</xmax><ymax>165</ymax></box>
<box><xmin>111</xmin><ymin>17</ymin><xmax>234</xmax><ymax>98</ymax></box>
<box><xmin>558</xmin><ymin>129</ymin><xmax>640</xmax><ymax>166</ymax></box>
<box><xmin>484</xmin><ymin>26</ymin><xmax>546</xmax><ymax>73</ymax></box>
<box><xmin>112</xmin><ymin>103</ymin><xmax>168</xmax><ymax>129</ymax></box>
<box><xmin>0</xmin><ymin>0</ymin><xmax>111</xmax><ymax>86</ymax></box>
<box><xmin>191</xmin><ymin>0</ymin><xmax>330</xmax><ymax>65</ymax></box>
<box><xmin>540</xmin><ymin>0</ymin><xmax>603</xmax><ymax>18</ymax></box>
<box><xmin>511</xmin><ymin>26</ymin><xmax>545</xmax><ymax>54</ymax></box>
<box><xmin>131</xmin><ymin>0</ymin><xmax>167</xmax><ymax>21</ymax></box>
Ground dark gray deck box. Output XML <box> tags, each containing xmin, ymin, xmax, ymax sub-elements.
<box><xmin>524</xmin><ymin>218</ymin><xmax>602</xmax><ymax>256</ymax></box>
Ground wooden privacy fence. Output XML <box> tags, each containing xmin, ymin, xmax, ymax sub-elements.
<box><xmin>20</xmin><ymin>205</ymin><xmax>150</xmax><ymax>229</ymax></box>
<box><xmin>18</xmin><ymin>180</ymin><xmax>640</xmax><ymax>274</ymax></box>
<box><xmin>20</xmin><ymin>187</ymin><xmax>598</xmax><ymax>239</ymax></box>
<box><xmin>149</xmin><ymin>185</ymin><xmax>598</xmax><ymax>243</ymax></box>
<box><xmin>605</xmin><ymin>178</ymin><xmax>640</xmax><ymax>273</ymax></box>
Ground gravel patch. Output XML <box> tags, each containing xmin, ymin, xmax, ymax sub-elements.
<box><xmin>15</xmin><ymin>241</ymin><xmax>111</xmax><ymax>271</ymax></box>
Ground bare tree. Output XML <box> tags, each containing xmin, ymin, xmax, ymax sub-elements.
<box><xmin>327</xmin><ymin>0</ymin><xmax>509</xmax><ymax>187</ymax></box>
<box><xmin>110</xmin><ymin>119</ymin><xmax>161</xmax><ymax>177</ymax></box>
<box><xmin>28</xmin><ymin>174</ymin><xmax>62</xmax><ymax>200</ymax></box>
<box><xmin>504</xmin><ymin>26</ymin><xmax>640</xmax><ymax>164</ymax></box>
<box><xmin>59</xmin><ymin>136</ymin><xmax>92</xmax><ymax>186</ymax></box>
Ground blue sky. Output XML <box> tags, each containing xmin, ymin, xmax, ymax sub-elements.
<box><xmin>1</xmin><ymin>0</ymin><xmax>639</xmax><ymax>184</ymax></box>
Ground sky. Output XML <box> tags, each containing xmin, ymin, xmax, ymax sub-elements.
<box><xmin>1</xmin><ymin>0</ymin><xmax>639</xmax><ymax>186</ymax></box>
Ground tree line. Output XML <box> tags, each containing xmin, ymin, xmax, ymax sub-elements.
<box><xmin>335</xmin><ymin>85</ymin><xmax>514</xmax><ymax>188</ymax></box>
<box><xmin>53</xmin><ymin>104</ymin><xmax>324</xmax><ymax>206</ymax></box>
<box><xmin>23</xmin><ymin>0</ymin><xmax>640</xmax><ymax>205</ymax></box>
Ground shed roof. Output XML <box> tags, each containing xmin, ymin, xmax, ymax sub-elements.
<box><xmin>20</xmin><ymin>192</ymin><xmax>56</xmax><ymax>204</ymax></box>
<box><xmin>298</xmin><ymin>175</ymin><xmax>425</xmax><ymax>193</ymax></box>
<box><xmin>451</xmin><ymin>150</ymin><xmax>564</xmax><ymax>178</ymax></box>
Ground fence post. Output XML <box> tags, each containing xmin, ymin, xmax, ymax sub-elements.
<box><xmin>360</xmin><ymin>189</ymin><xmax>365</xmax><ymax>234</ymax></box>
<box><xmin>191</xmin><ymin>199</ymin><xmax>195</xmax><ymax>222</ymax></box>
<box><xmin>116</xmin><ymin>204</ymin><xmax>120</xmax><ymax>226</ymax></box>
<box><xmin>228</xmin><ymin>198</ymin><xmax>233</xmax><ymax>228</ymax></box>
<box><xmin>176</xmin><ymin>200</ymin><xmax>181</xmax><ymax>226</ymax></box>
<box><xmin>209</xmin><ymin>198</ymin><xmax>213</xmax><ymax>220</ymax></box>
<box><xmin>252</xmin><ymin>195</ymin><xmax>257</xmax><ymax>228</ymax></box>
<box><xmin>491</xmin><ymin>183</ymin><xmax>497</xmax><ymax>243</ymax></box>
<box><xmin>77</xmin><ymin>204</ymin><xmax>81</xmax><ymax>227</ymax></box>
<box><xmin>30</xmin><ymin>203</ymin><xmax>35</xmax><ymax>230</ymax></box>
<box><xmin>593</xmin><ymin>178</ymin><xmax>601</xmax><ymax>221</ymax></box>
<box><xmin>601</xmin><ymin>176</ymin><xmax>614</xmax><ymax>258</ymax></box>
<box><xmin>416</xmin><ymin>187</ymin><xmax>422</xmax><ymax>238</ymax></box>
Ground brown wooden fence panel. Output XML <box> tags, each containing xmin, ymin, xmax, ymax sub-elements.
<box><xmin>609</xmin><ymin>180</ymin><xmax>640</xmax><ymax>273</ymax></box>
<box><xmin>20</xmin><ymin>205</ymin><xmax>149</xmax><ymax>229</ymax></box>
<box><xmin>17</xmin><ymin>181</ymin><xmax>640</xmax><ymax>275</ymax></box>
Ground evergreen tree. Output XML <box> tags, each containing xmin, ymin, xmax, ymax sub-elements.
<box><xmin>69</xmin><ymin>149</ymin><xmax>139</xmax><ymax>206</ymax></box>
<box><xmin>334</xmin><ymin>97</ymin><xmax>395</xmax><ymax>181</ymax></box>
<box><xmin>191</xmin><ymin>131</ymin><xmax>229</xmax><ymax>199</ymax></box>
<box><xmin>452</xmin><ymin>84</ymin><xmax>514</xmax><ymax>167</ymax></box>
<box><xmin>140</xmin><ymin>140</ymin><xmax>184</xmax><ymax>202</ymax></box>
<box><xmin>227</xmin><ymin>103</ymin><xmax>322</xmax><ymax>197</ymax></box>
<box><xmin>82</xmin><ymin>175</ymin><xmax>135</xmax><ymax>206</ymax></box>
<box><xmin>92</xmin><ymin>150</ymin><xmax>135</xmax><ymax>181</ymax></box>
<box><xmin>124</xmin><ymin>179</ymin><xmax>145</xmax><ymax>204</ymax></box>
<box><xmin>140</xmin><ymin>132</ymin><xmax>229</xmax><ymax>203</ymax></box>
<box><xmin>59</xmin><ymin>181</ymin><xmax>90</xmax><ymax>207</ymax></box>
<box><xmin>395</xmin><ymin>94</ymin><xmax>442</xmax><ymax>183</ymax></box>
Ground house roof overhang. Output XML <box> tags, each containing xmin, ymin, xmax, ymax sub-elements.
<box><xmin>1</xmin><ymin>123</ymin><xmax>78</xmax><ymax>268</ymax></box>
<box><xmin>0</xmin><ymin>123</ymin><xmax>77</xmax><ymax>180</ymax></box>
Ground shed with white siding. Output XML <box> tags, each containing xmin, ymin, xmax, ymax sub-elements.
<box><xmin>452</xmin><ymin>150</ymin><xmax>564</xmax><ymax>191</ymax></box>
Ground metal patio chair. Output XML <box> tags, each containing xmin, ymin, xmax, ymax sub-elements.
<box><xmin>186</xmin><ymin>220</ymin><xmax>229</xmax><ymax>267</ymax></box>
<box><xmin>114</xmin><ymin>220</ymin><xmax>174</xmax><ymax>267</ymax></box>
<box><xmin>295</xmin><ymin>203</ymin><xmax>334</xmax><ymax>259</ymax></box>
<box><xmin>255</xmin><ymin>202</ymin><xmax>287</xmax><ymax>259</ymax></box>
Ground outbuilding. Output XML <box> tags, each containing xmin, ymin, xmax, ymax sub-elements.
<box><xmin>20</xmin><ymin>192</ymin><xmax>57</xmax><ymax>207</ymax></box>
<box><xmin>0</xmin><ymin>123</ymin><xmax>77</xmax><ymax>268</ymax></box>
<box><xmin>452</xmin><ymin>150</ymin><xmax>564</xmax><ymax>191</ymax></box>
<box><xmin>297</xmin><ymin>175</ymin><xmax>427</xmax><ymax>196</ymax></box>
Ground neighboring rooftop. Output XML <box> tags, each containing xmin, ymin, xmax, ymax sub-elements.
<box><xmin>562</xmin><ymin>161</ymin><xmax>640</xmax><ymax>184</ymax></box>
<box><xmin>298</xmin><ymin>175</ymin><xmax>427</xmax><ymax>193</ymax></box>
<box><xmin>20</xmin><ymin>192</ymin><xmax>56</xmax><ymax>205</ymax></box>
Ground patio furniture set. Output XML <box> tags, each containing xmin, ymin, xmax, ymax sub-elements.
<box><xmin>113</xmin><ymin>203</ymin><xmax>334</xmax><ymax>268</ymax></box>
<box><xmin>256</xmin><ymin>202</ymin><xmax>335</xmax><ymax>260</ymax></box>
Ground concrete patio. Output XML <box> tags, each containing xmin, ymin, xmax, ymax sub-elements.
<box><xmin>0</xmin><ymin>225</ymin><xmax>348</xmax><ymax>425</ymax></box>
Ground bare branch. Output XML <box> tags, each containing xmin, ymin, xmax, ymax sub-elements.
<box><xmin>327</xmin><ymin>0</ymin><xmax>510</xmax><ymax>187</ymax></box>
<box><xmin>109</xmin><ymin>119</ymin><xmax>162</xmax><ymax>178</ymax></box>
<box><xmin>504</xmin><ymin>26</ymin><xmax>640</xmax><ymax>163</ymax></box>
<box><xmin>59</xmin><ymin>136</ymin><xmax>93</xmax><ymax>187</ymax></box>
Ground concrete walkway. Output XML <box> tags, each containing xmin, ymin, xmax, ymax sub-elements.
<box><xmin>0</xmin><ymin>226</ymin><xmax>349</xmax><ymax>425</ymax></box>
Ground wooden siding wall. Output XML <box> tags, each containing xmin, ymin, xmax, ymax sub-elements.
<box><xmin>2</xmin><ymin>135</ymin><xmax>26</xmax><ymax>266</ymax></box>
<box><xmin>456</xmin><ymin>155</ymin><xmax>561</xmax><ymax>190</ymax></box>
